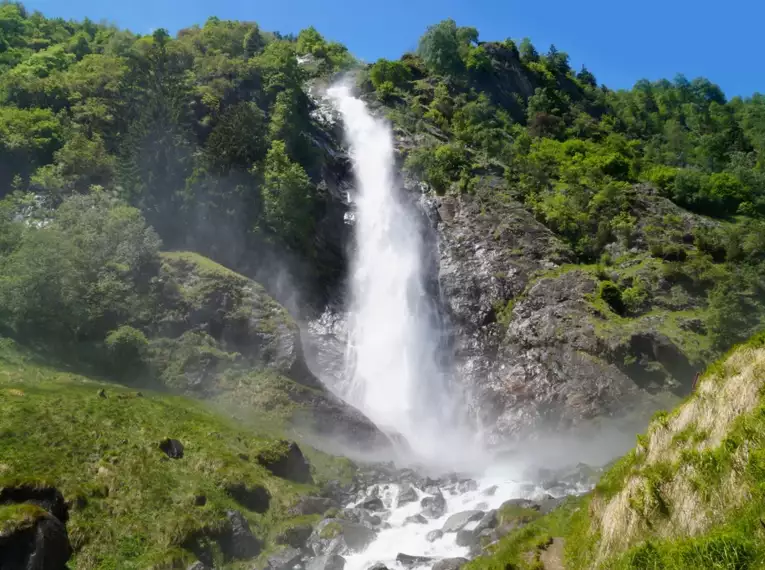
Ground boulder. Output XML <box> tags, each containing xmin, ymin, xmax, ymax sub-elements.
<box><xmin>455</xmin><ymin>529</ymin><xmax>476</xmax><ymax>548</ymax></box>
<box><xmin>159</xmin><ymin>438</ymin><xmax>184</xmax><ymax>459</ymax></box>
<box><xmin>396</xmin><ymin>553</ymin><xmax>434</xmax><ymax>568</ymax></box>
<box><xmin>397</xmin><ymin>482</ymin><xmax>418</xmax><ymax>506</ymax></box>
<box><xmin>482</xmin><ymin>485</ymin><xmax>498</xmax><ymax>496</ymax></box>
<box><xmin>420</xmin><ymin>493</ymin><xmax>446</xmax><ymax>518</ymax></box>
<box><xmin>267</xmin><ymin>546</ymin><xmax>303</xmax><ymax>570</ymax></box>
<box><xmin>473</xmin><ymin>510</ymin><xmax>498</xmax><ymax>535</ymax></box>
<box><xmin>307</xmin><ymin>554</ymin><xmax>346</xmax><ymax>570</ymax></box>
<box><xmin>225</xmin><ymin>483</ymin><xmax>270</xmax><ymax>513</ymax></box>
<box><xmin>356</xmin><ymin>497</ymin><xmax>385</xmax><ymax>512</ymax></box>
<box><xmin>425</xmin><ymin>530</ymin><xmax>443</xmax><ymax>543</ymax></box>
<box><xmin>340</xmin><ymin>508</ymin><xmax>382</xmax><ymax>528</ymax></box>
<box><xmin>308</xmin><ymin>519</ymin><xmax>376</xmax><ymax>556</ymax></box>
<box><xmin>221</xmin><ymin>510</ymin><xmax>261</xmax><ymax>560</ymax></box>
<box><xmin>431</xmin><ymin>558</ymin><xmax>469</xmax><ymax>570</ymax></box>
<box><xmin>257</xmin><ymin>441</ymin><xmax>313</xmax><ymax>484</ymax></box>
<box><xmin>187</xmin><ymin>562</ymin><xmax>210</xmax><ymax>570</ymax></box>
<box><xmin>456</xmin><ymin>479</ymin><xmax>478</xmax><ymax>494</ymax></box>
<box><xmin>0</xmin><ymin>486</ymin><xmax>68</xmax><ymax>523</ymax></box>
<box><xmin>0</xmin><ymin>511</ymin><xmax>72</xmax><ymax>570</ymax></box>
<box><xmin>441</xmin><ymin>510</ymin><xmax>483</xmax><ymax>533</ymax></box>
<box><xmin>289</xmin><ymin>496</ymin><xmax>339</xmax><ymax>516</ymax></box>
<box><xmin>500</xmin><ymin>499</ymin><xmax>540</xmax><ymax>511</ymax></box>
<box><xmin>276</xmin><ymin>523</ymin><xmax>314</xmax><ymax>549</ymax></box>
<box><xmin>403</xmin><ymin>514</ymin><xmax>428</xmax><ymax>525</ymax></box>
<box><xmin>367</xmin><ymin>564</ymin><xmax>389</xmax><ymax>570</ymax></box>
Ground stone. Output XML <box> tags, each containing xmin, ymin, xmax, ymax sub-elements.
<box><xmin>456</xmin><ymin>479</ymin><xmax>478</xmax><ymax>494</ymax></box>
<box><xmin>226</xmin><ymin>483</ymin><xmax>270</xmax><ymax>513</ymax></box>
<box><xmin>340</xmin><ymin>508</ymin><xmax>381</xmax><ymax>527</ymax></box>
<box><xmin>425</xmin><ymin>530</ymin><xmax>443</xmax><ymax>543</ymax></box>
<box><xmin>187</xmin><ymin>562</ymin><xmax>210</xmax><ymax>570</ymax></box>
<box><xmin>307</xmin><ymin>555</ymin><xmax>346</xmax><ymax>570</ymax></box>
<box><xmin>222</xmin><ymin>510</ymin><xmax>261</xmax><ymax>560</ymax></box>
<box><xmin>396</xmin><ymin>553</ymin><xmax>434</xmax><ymax>567</ymax></box>
<box><xmin>267</xmin><ymin>546</ymin><xmax>302</xmax><ymax>570</ymax></box>
<box><xmin>308</xmin><ymin>519</ymin><xmax>376</xmax><ymax>556</ymax></box>
<box><xmin>441</xmin><ymin>510</ymin><xmax>484</xmax><ymax>533</ymax></box>
<box><xmin>159</xmin><ymin>438</ymin><xmax>184</xmax><ymax>459</ymax></box>
<box><xmin>455</xmin><ymin>529</ymin><xmax>476</xmax><ymax>548</ymax></box>
<box><xmin>289</xmin><ymin>496</ymin><xmax>339</xmax><ymax>516</ymax></box>
<box><xmin>403</xmin><ymin>514</ymin><xmax>428</xmax><ymax>525</ymax></box>
<box><xmin>194</xmin><ymin>494</ymin><xmax>207</xmax><ymax>506</ymax></box>
<box><xmin>482</xmin><ymin>485</ymin><xmax>498</xmax><ymax>496</ymax></box>
<box><xmin>499</xmin><ymin>499</ymin><xmax>540</xmax><ymax>512</ymax></box>
<box><xmin>473</xmin><ymin>510</ymin><xmax>498</xmax><ymax>535</ymax></box>
<box><xmin>0</xmin><ymin>512</ymin><xmax>72</xmax><ymax>570</ymax></box>
<box><xmin>276</xmin><ymin>523</ymin><xmax>314</xmax><ymax>549</ymax></box>
<box><xmin>257</xmin><ymin>441</ymin><xmax>313</xmax><ymax>484</ymax></box>
<box><xmin>397</xmin><ymin>482</ymin><xmax>418</xmax><ymax>506</ymax></box>
<box><xmin>420</xmin><ymin>492</ymin><xmax>447</xmax><ymax>518</ymax></box>
<box><xmin>367</xmin><ymin>564</ymin><xmax>389</xmax><ymax>570</ymax></box>
<box><xmin>431</xmin><ymin>558</ymin><xmax>469</xmax><ymax>570</ymax></box>
<box><xmin>356</xmin><ymin>497</ymin><xmax>384</xmax><ymax>512</ymax></box>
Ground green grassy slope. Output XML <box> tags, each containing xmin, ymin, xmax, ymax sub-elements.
<box><xmin>0</xmin><ymin>338</ymin><xmax>348</xmax><ymax>569</ymax></box>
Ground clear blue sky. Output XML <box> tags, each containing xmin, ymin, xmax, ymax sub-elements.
<box><xmin>23</xmin><ymin>0</ymin><xmax>762</xmax><ymax>98</ymax></box>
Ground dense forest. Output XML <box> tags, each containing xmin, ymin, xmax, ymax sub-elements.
<box><xmin>0</xmin><ymin>2</ymin><xmax>763</xmax><ymax>377</ymax></box>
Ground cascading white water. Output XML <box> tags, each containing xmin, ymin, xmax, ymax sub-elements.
<box><xmin>327</xmin><ymin>82</ymin><xmax>474</xmax><ymax>465</ymax></box>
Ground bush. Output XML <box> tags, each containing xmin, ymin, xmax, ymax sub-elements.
<box><xmin>622</xmin><ymin>282</ymin><xmax>649</xmax><ymax>314</ymax></box>
<box><xmin>599</xmin><ymin>280</ymin><xmax>625</xmax><ymax>315</ymax></box>
<box><xmin>105</xmin><ymin>325</ymin><xmax>148</xmax><ymax>374</ymax></box>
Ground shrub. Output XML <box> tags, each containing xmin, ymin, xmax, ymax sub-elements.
<box><xmin>105</xmin><ymin>325</ymin><xmax>148</xmax><ymax>374</ymax></box>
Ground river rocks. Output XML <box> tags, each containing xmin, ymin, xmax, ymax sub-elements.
<box><xmin>367</xmin><ymin>564</ymin><xmax>389</xmax><ymax>570</ymax></box>
<box><xmin>159</xmin><ymin>438</ymin><xmax>184</xmax><ymax>459</ymax></box>
<box><xmin>289</xmin><ymin>496</ymin><xmax>339</xmax><ymax>516</ymax></box>
<box><xmin>403</xmin><ymin>514</ymin><xmax>428</xmax><ymax>525</ymax></box>
<box><xmin>397</xmin><ymin>482</ymin><xmax>418</xmax><ymax>506</ymax></box>
<box><xmin>356</xmin><ymin>497</ymin><xmax>384</xmax><ymax>512</ymax></box>
<box><xmin>455</xmin><ymin>479</ymin><xmax>478</xmax><ymax>494</ymax></box>
<box><xmin>308</xmin><ymin>519</ymin><xmax>376</xmax><ymax>556</ymax></box>
<box><xmin>339</xmin><ymin>508</ymin><xmax>382</xmax><ymax>528</ymax></box>
<box><xmin>482</xmin><ymin>485</ymin><xmax>498</xmax><ymax>496</ymax></box>
<box><xmin>420</xmin><ymin>492</ymin><xmax>446</xmax><ymax>518</ymax></box>
<box><xmin>225</xmin><ymin>483</ymin><xmax>270</xmax><ymax>513</ymax></box>
<box><xmin>397</xmin><ymin>554</ymin><xmax>434</xmax><ymax>567</ymax></box>
<box><xmin>442</xmin><ymin>510</ymin><xmax>484</xmax><ymax>532</ymax></box>
<box><xmin>221</xmin><ymin>510</ymin><xmax>261</xmax><ymax>560</ymax></box>
<box><xmin>307</xmin><ymin>554</ymin><xmax>347</xmax><ymax>570</ymax></box>
<box><xmin>256</xmin><ymin>441</ymin><xmax>313</xmax><ymax>484</ymax></box>
<box><xmin>431</xmin><ymin>558</ymin><xmax>469</xmax><ymax>570</ymax></box>
<box><xmin>187</xmin><ymin>562</ymin><xmax>210</xmax><ymax>570</ymax></box>
<box><xmin>455</xmin><ymin>529</ymin><xmax>476</xmax><ymax>548</ymax></box>
<box><xmin>473</xmin><ymin>510</ymin><xmax>498</xmax><ymax>534</ymax></box>
<box><xmin>267</xmin><ymin>547</ymin><xmax>302</xmax><ymax>570</ymax></box>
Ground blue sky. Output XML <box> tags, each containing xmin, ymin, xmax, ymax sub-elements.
<box><xmin>23</xmin><ymin>0</ymin><xmax>762</xmax><ymax>98</ymax></box>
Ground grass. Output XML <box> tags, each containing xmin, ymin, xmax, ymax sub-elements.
<box><xmin>0</xmin><ymin>338</ymin><xmax>349</xmax><ymax>569</ymax></box>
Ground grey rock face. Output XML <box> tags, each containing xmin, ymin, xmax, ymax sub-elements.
<box><xmin>397</xmin><ymin>482</ymin><xmax>419</xmax><ymax>506</ymax></box>
<box><xmin>222</xmin><ymin>510</ymin><xmax>261</xmax><ymax>560</ymax></box>
<box><xmin>308</xmin><ymin>519</ymin><xmax>376</xmax><ymax>556</ymax></box>
<box><xmin>307</xmin><ymin>554</ymin><xmax>347</xmax><ymax>570</ymax></box>
<box><xmin>420</xmin><ymin>492</ymin><xmax>447</xmax><ymax>518</ymax></box>
<box><xmin>267</xmin><ymin>547</ymin><xmax>302</xmax><ymax>570</ymax></box>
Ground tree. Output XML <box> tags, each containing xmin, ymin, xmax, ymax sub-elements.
<box><xmin>519</xmin><ymin>38</ymin><xmax>539</xmax><ymax>63</ymax></box>
<box><xmin>260</xmin><ymin>140</ymin><xmax>314</xmax><ymax>250</ymax></box>
<box><xmin>417</xmin><ymin>19</ymin><xmax>464</xmax><ymax>75</ymax></box>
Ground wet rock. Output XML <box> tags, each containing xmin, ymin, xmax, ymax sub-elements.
<box><xmin>0</xmin><ymin>486</ymin><xmax>69</xmax><ymax>523</ymax></box>
<box><xmin>308</xmin><ymin>519</ymin><xmax>376</xmax><ymax>556</ymax></box>
<box><xmin>356</xmin><ymin>497</ymin><xmax>384</xmax><ymax>512</ymax></box>
<box><xmin>186</xmin><ymin>562</ymin><xmax>210</xmax><ymax>570</ymax></box>
<box><xmin>225</xmin><ymin>483</ymin><xmax>270</xmax><ymax>513</ymax></box>
<box><xmin>500</xmin><ymin>498</ymin><xmax>541</xmax><ymax>511</ymax></box>
<box><xmin>221</xmin><ymin>510</ymin><xmax>261</xmax><ymax>560</ymax></box>
<box><xmin>420</xmin><ymin>492</ymin><xmax>447</xmax><ymax>518</ymax></box>
<box><xmin>159</xmin><ymin>438</ymin><xmax>184</xmax><ymax>459</ymax></box>
<box><xmin>474</xmin><ymin>510</ymin><xmax>498</xmax><ymax>535</ymax></box>
<box><xmin>307</xmin><ymin>554</ymin><xmax>346</xmax><ymax>570</ymax></box>
<box><xmin>257</xmin><ymin>441</ymin><xmax>313</xmax><ymax>484</ymax></box>
<box><xmin>367</xmin><ymin>564</ymin><xmax>389</xmax><ymax>570</ymax></box>
<box><xmin>267</xmin><ymin>546</ymin><xmax>303</xmax><ymax>570</ymax></box>
<box><xmin>339</xmin><ymin>508</ymin><xmax>381</xmax><ymax>528</ymax></box>
<box><xmin>397</xmin><ymin>482</ymin><xmax>418</xmax><ymax>506</ymax></box>
<box><xmin>425</xmin><ymin>530</ymin><xmax>443</xmax><ymax>543</ymax></box>
<box><xmin>482</xmin><ymin>485</ymin><xmax>498</xmax><ymax>496</ymax></box>
<box><xmin>0</xmin><ymin>511</ymin><xmax>72</xmax><ymax>570</ymax></box>
<box><xmin>289</xmin><ymin>496</ymin><xmax>339</xmax><ymax>516</ymax></box>
<box><xmin>431</xmin><ymin>558</ymin><xmax>469</xmax><ymax>570</ymax></box>
<box><xmin>455</xmin><ymin>529</ymin><xmax>477</xmax><ymax>548</ymax></box>
<box><xmin>276</xmin><ymin>523</ymin><xmax>314</xmax><ymax>549</ymax></box>
<box><xmin>442</xmin><ymin>510</ymin><xmax>484</xmax><ymax>532</ymax></box>
<box><xmin>456</xmin><ymin>479</ymin><xmax>478</xmax><ymax>494</ymax></box>
<box><xmin>403</xmin><ymin>514</ymin><xmax>428</xmax><ymax>525</ymax></box>
<box><xmin>539</xmin><ymin>496</ymin><xmax>567</xmax><ymax>515</ymax></box>
<box><xmin>396</xmin><ymin>553</ymin><xmax>434</xmax><ymax>568</ymax></box>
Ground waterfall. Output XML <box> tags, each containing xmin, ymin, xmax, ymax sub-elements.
<box><xmin>328</xmin><ymin>82</ymin><xmax>477</xmax><ymax>466</ymax></box>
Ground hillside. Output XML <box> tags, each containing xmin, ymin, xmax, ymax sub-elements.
<box><xmin>0</xmin><ymin>339</ymin><xmax>357</xmax><ymax>569</ymax></box>
<box><xmin>466</xmin><ymin>333</ymin><xmax>765</xmax><ymax>569</ymax></box>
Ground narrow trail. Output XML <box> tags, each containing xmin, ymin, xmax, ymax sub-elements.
<box><xmin>540</xmin><ymin>537</ymin><xmax>566</xmax><ymax>570</ymax></box>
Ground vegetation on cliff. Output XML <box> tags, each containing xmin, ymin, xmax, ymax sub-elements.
<box><xmin>468</xmin><ymin>332</ymin><xmax>765</xmax><ymax>569</ymax></box>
